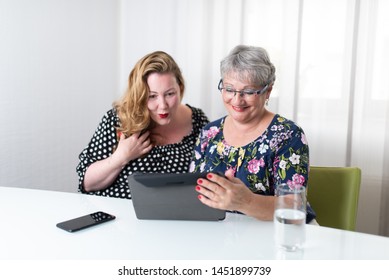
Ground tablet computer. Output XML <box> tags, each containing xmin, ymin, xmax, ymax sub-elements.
<box><xmin>128</xmin><ymin>173</ymin><xmax>226</xmax><ymax>221</ymax></box>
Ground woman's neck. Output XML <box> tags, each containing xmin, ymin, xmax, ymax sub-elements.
<box><xmin>150</xmin><ymin>105</ymin><xmax>192</xmax><ymax>146</ymax></box>
<box><xmin>224</xmin><ymin>110</ymin><xmax>275</xmax><ymax>147</ymax></box>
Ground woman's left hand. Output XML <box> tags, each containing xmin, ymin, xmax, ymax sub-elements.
<box><xmin>195</xmin><ymin>169</ymin><xmax>254</xmax><ymax>213</ymax></box>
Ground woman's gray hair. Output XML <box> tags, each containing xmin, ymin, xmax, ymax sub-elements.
<box><xmin>220</xmin><ymin>45</ymin><xmax>276</xmax><ymax>87</ymax></box>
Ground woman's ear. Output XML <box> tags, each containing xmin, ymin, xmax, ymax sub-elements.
<box><xmin>266</xmin><ymin>85</ymin><xmax>273</xmax><ymax>99</ymax></box>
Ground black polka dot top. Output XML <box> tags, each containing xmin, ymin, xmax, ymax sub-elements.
<box><xmin>76</xmin><ymin>104</ymin><xmax>209</xmax><ymax>199</ymax></box>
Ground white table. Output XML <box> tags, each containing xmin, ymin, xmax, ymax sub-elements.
<box><xmin>1</xmin><ymin>186</ymin><xmax>389</xmax><ymax>260</ymax></box>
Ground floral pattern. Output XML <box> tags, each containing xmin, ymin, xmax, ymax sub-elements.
<box><xmin>189</xmin><ymin>114</ymin><xmax>309</xmax><ymax>195</ymax></box>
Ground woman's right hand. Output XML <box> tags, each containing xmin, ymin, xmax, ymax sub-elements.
<box><xmin>113</xmin><ymin>131</ymin><xmax>153</xmax><ymax>167</ymax></box>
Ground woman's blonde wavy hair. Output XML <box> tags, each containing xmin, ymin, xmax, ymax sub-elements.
<box><xmin>113</xmin><ymin>51</ymin><xmax>185</xmax><ymax>136</ymax></box>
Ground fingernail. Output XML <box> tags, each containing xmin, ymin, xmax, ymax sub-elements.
<box><xmin>195</xmin><ymin>186</ymin><xmax>201</xmax><ymax>191</ymax></box>
<box><xmin>197</xmin><ymin>179</ymin><xmax>203</xmax><ymax>184</ymax></box>
<box><xmin>207</xmin><ymin>173</ymin><xmax>213</xmax><ymax>179</ymax></box>
<box><xmin>198</xmin><ymin>195</ymin><xmax>202</xmax><ymax>200</ymax></box>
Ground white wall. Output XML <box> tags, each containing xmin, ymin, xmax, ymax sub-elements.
<box><xmin>0</xmin><ymin>0</ymin><xmax>119</xmax><ymax>192</ymax></box>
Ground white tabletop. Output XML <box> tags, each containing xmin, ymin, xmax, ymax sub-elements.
<box><xmin>1</xmin><ymin>186</ymin><xmax>389</xmax><ymax>260</ymax></box>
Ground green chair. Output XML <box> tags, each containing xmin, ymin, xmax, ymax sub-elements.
<box><xmin>307</xmin><ymin>166</ymin><xmax>361</xmax><ymax>231</ymax></box>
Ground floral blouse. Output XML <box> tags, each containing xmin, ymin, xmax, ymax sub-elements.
<box><xmin>77</xmin><ymin>105</ymin><xmax>209</xmax><ymax>199</ymax></box>
<box><xmin>189</xmin><ymin>114</ymin><xmax>316</xmax><ymax>222</ymax></box>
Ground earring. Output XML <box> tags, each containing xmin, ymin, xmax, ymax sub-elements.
<box><xmin>265</xmin><ymin>99</ymin><xmax>269</xmax><ymax>106</ymax></box>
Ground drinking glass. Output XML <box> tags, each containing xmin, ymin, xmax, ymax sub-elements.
<box><xmin>274</xmin><ymin>183</ymin><xmax>307</xmax><ymax>251</ymax></box>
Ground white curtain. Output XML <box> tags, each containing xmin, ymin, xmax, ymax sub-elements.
<box><xmin>121</xmin><ymin>0</ymin><xmax>389</xmax><ymax>236</ymax></box>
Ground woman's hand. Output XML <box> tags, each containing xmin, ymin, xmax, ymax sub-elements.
<box><xmin>195</xmin><ymin>169</ymin><xmax>254</xmax><ymax>213</ymax></box>
<box><xmin>113</xmin><ymin>131</ymin><xmax>153</xmax><ymax>167</ymax></box>
<box><xmin>83</xmin><ymin>130</ymin><xmax>153</xmax><ymax>192</ymax></box>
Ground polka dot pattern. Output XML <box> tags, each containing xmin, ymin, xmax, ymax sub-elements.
<box><xmin>76</xmin><ymin>105</ymin><xmax>209</xmax><ymax>199</ymax></box>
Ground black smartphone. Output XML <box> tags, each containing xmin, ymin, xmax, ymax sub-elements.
<box><xmin>56</xmin><ymin>211</ymin><xmax>116</xmax><ymax>232</ymax></box>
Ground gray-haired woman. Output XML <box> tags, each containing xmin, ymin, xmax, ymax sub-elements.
<box><xmin>190</xmin><ymin>45</ymin><xmax>317</xmax><ymax>224</ymax></box>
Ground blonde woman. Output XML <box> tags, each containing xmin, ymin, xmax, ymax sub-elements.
<box><xmin>77</xmin><ymin>51</ymin><xmax>209</xmax><ymax>198</ymax></box>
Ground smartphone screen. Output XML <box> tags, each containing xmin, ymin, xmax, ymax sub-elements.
<box><xmin>56</xmin><ymin>211</ymin><xmax>116</xmax><ymax>232</ymax></box>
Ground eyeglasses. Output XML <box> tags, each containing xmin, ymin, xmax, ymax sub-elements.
<box><xmin>218</xmin><ymin>79</ymin><xmax>269</xmax><ymax>100</ymax></box>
